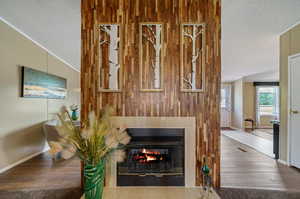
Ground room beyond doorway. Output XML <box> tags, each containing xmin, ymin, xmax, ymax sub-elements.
<box><xmin>255</xmin><ymin>86</ymin><xmax>279</xmax><ymax>128</ymax></box>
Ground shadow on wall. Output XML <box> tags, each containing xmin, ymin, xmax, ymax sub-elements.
<box><xmin>0</xmin><ymin>123</ymin><xmax>46</xmax><ymax>170</ymax></box>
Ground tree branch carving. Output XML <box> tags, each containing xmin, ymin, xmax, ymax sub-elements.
<box><xmin>182</xmin><ymin>24</ymin><xmax>203</xmax><ymax>90</ymax></box>
<box><xmin>142</xmin><ymin>24</ymin><xmax>162</xmax><ymax>89</ymax></box>
<box><xmin>100</xmin><ymin>24</ymin><xmax>120</xmax><ymax>90</ymax></box>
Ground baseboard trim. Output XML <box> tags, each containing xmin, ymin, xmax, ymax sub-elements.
<box><xmin>278</xmin><ymin>159</ymin><xmax>289</xmax><ymax>166</ymax></box>
<box><xmin>0</xmin><ymin>147</ymin><xmax>49</xmax><ymax>174</ymax></box>
<box><xmin>229</xmin><ymin>126</ymin><xmax>240</xmax><ymax>131</ymax></box>
<box><xmin>220</xmin><ymin>185</ymin><xmax>289</xmax><ymax>191</ymax></box>
<box><xmin>257</xmin><ymin>126</ymin><xmax>273</xmax><ymax>129</ymax></box>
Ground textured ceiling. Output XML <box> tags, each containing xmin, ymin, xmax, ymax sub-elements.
<box><xmin>0</xmin><ymin>0</ymin><xmax>300</xmax><ymax>81</ymax></box>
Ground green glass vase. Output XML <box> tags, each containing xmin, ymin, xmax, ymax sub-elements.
<box><xmin>71</xmin><ymin>110</ymin><xmax>78</xmax><ymax>121</ymax></box>
<box><xmin>84</xmin><ymin>159</ymin><xmax>105</xmax><ymax>199</ymax></box>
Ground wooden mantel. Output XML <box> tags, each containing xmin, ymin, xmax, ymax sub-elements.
<box><xmin>81</xmin><ymin>0</ymin><xmax>221</xmax><ymax>187</ymax></box>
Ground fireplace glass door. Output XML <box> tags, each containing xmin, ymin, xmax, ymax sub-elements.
<box><xmin>117</xmin><ymin>128</ymin><xmax>185</xmax><ymax>186</ymax></box>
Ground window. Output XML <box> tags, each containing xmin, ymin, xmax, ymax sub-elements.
<box><xmin>256</xmin><ymin>86</ymin><xmax>279</xmax><ymax>117</ymax></box>
<box><xmin>221</xmin><ymin>88</ymin><xmax>226</xmax><ymax>108</ymax></box>
<box><xmin>220</xmin><ymin>84</ymin><xmax>231</xmax><ymax>110</ymax></box>
<box><xmin>259</xmin><ymin>92</ymin><xmax>274</xmax><ymax>106</ymax></box>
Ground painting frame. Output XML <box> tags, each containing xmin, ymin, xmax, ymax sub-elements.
<box><xmin>21</xmin><ymin>66</ymin><xmax>67</xmax><ymax>99</ymax></box>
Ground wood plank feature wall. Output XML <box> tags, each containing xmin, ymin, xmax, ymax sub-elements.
<box><xmin>81</xmin><ymin>0</ymin><xmax>221</xmax><ymax>187</ymax></box>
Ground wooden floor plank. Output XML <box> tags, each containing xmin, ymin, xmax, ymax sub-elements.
<box><xmin>221</xmin><ymin>135</ymin><xmax>300</xmax><ymax>191</ymax></box>
<box><xmin>0</xmin><ymin>135</ymin><xmax>299</xmax><ymax>195</ymax></box>
<box><xmin>222</xmin><ymin>130</ymin><xmax>274</xmax><ymax>157</ymax></box>
<box><xmin>0</xmin><ymin>153</ymin><xmax>81</xmax><ymax>191</ymax></box>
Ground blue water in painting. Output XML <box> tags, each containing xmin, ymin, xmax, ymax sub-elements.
<box><xmin>22</xmin><ymin>67</ymin><xmax>67</xmax><ymax>99</ymax></box>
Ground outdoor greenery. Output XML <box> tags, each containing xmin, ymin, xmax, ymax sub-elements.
<box><xmin>259</xmin><ymin>93</ymin><xmax>274</xmax><ymax>106</ymax></box>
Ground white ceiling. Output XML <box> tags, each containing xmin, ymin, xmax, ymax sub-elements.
<box><xmin>0</xmin><ymin>0</ymin><xmax>300</xmax><ymax>81</ymax></box>
<box><xmin>0</xmin><ymin>0</ymin><xmax>81</xmax><ymax>70</ymax></box>
<box><xmin>243</xmin><ymin>70</ymin><xmax>279</xmax><ymax>82</ymax></box>
<box><xmin>222</xmin><ymin>0</ymin><xmax>300</xmax><ymax>82</ymax></box>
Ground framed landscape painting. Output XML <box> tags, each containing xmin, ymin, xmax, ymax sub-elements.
<box><xmin>21</xmin><ymin>66</ymin><xmax>67</xmax><ymax>99</ymax></box>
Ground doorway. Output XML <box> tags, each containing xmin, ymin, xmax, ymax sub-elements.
<box><xmin>288</xmin><ymin>53</ymin><xmax>300</xmax><ymax>169</ymax></box>
<box><xmin>255</xmin><ymin>86</ymin><xmax>280</xmax><ymax>129</ymax></box>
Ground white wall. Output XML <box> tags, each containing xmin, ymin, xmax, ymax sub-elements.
<box><xmin>221</xmin><ymin>83</ymin><xmax>232</xmax><ymax>127</ymax></box>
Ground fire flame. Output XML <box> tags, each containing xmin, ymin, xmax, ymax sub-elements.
<box><xmin>133</xmin><ymin>148</ymin><xmax>163</xmax><ymax>163</ymax></box>
<box><xmin>142</xmin><ymin>148</ymin><xmax>160</xmax><ymax>155</ymax></box>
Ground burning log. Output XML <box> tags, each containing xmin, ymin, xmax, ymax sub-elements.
<box><xmin>133</xmin><ymin>148</ymin><xmax>166</xmax><ymax>163</ymax></box>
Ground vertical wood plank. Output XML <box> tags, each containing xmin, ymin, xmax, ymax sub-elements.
<box><xmin>81</xmin><ymin>0</ymin><xmax>221</xmax><ymax>187</ymax></box>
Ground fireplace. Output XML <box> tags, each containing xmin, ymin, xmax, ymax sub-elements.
<box><xmin>117</xmin><ymin>128</ymin><xmax>185</xmax><ymax>186</ymax></box>
<box><xmin>105</xmin><ymin>117</ymin><xmax>195</xmax><ymax>187</ymax></box>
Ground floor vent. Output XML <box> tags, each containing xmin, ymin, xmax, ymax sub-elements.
<box><xmin>237</xmin><ymin>147</ymin><xmax>247</xmax><ymax>152</ymax></box>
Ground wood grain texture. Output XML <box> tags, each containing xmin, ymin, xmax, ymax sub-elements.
<box><xmin>221</xmin><ymin>134</ymin><xmax>300</xmax><ymax>191</ymax></box>
<box><xmin>0</xmin><ymin>153</ymin><xmax>81</xmax><ymax>191</ymax></box>
<box><xmin>81</xmin><ymin>0</ymin><xmax>221</xmax><ymax>187</ymax></box>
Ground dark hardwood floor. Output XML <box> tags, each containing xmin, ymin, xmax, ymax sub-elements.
<box><xmin>0</xmin><ymin>136</ymin><xmax>300</xmax><ymax>198</ymax></box>
<box><xmin>0</xmin><ymin>153</ymin><xmax>81</xmax><ymax>199</ymax></box>
<box><xmin>221</xmin><ymin>134</ymin><xmax>300</xmax><ymax>191</ymax></box>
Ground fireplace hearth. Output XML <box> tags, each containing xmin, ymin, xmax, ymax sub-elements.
<box><xmin>117</xmin><ymin>128</ymin><xmax>185</xmax><ymax>186</ymax></box>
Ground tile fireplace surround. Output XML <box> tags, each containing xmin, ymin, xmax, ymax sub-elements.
<box><xmin>105</xmin><ymin>117</ymin><xmax>196</xmax><ymax>187</ymax></box>
<box><xmin>103</xmin><ymin>187</ymin><xmax>220</xmax><ymax>199</ymax></box>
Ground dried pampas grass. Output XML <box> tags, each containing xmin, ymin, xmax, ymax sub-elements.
<box><xmin>50</xmin><ymin>106</ymin><xmax>131</xmax><ymax>166</ymax></box>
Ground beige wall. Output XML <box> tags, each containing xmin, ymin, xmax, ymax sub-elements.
<box><xmin>47</xmin><ymin>55</ymin><xmax>80</xmax><ymax>120</ymax></box>
<box><xmin>231</xmin><ymin>79</ymin><xmax>244</xmax><ymax>129</ymax></box>
<box><xmin>231</xmin><ymin>80</ymin><xmax>276</xmax><ymax>130</ymax></box>
<box><xmin>259</xmin><ymin>115</ymin><xmax>275</xmax><ymax>128</ymax></box>
<box><xmin>243</xmin><ymin>82</ymin><xmax>274</xmax><ymax>129</ymax></box>
<box><xmin>280</xmin><ymin>24</ymin><xmax>300</xmax><ymax>162</ymax></box>
<box><xmin>231</xmin><ymin>81</ymin><xmax>257</xmax><ymax>129</ymax></box>
<box><xmin>0</xmin><ymin>20</ymin><xmax>80</xmax><ymax>171</ymax></box>
<box><xmin>243</xmin><ymin>82</ymin><xmax>255</xmax><ymax>128</ymax></box>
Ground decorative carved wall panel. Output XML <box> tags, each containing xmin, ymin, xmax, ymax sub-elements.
<box><xmin>181</xmin><ymin>23</ymin><xmax>205</xmax><ymax>92</ymax></box>
<box><xmin>99</xmin><ymin>24</ymin><xmax>122</xmax><ymax>92</ymax></box>
<box><xmin>139</xmin><ymin>23</ymin><xmax>164</xmax><ymax>91</ymax></box>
